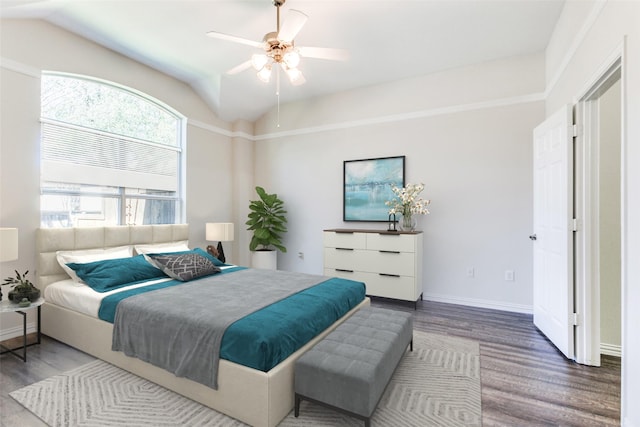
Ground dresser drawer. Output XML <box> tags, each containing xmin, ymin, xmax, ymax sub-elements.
<box><xmin>323</xmin><ymin>268</ymin><xmax>367</xmax><ymax>284</ymax></box>
<box><xmin>323</xmin><ymin>247</ymin><xmax>363</xmax><ymax>271</ymax></box>
<box><xmin>357</xmin><ymin>251</ymin><xmax>415</xmax><ymax>276</ymax></box>
<box><xmin>366</xmin><ymin>233</ymin><xmax>416</xmax><ymax>252</ymax></box>
<box><xmin>359</xmin><ymin>272</ymin><xmax>418</xmax><ymax>301</ymax></box>
<box><xmin>323</xmin><ymin>231</ymin><xmax>366</xmax><ymax>250</ymax></box>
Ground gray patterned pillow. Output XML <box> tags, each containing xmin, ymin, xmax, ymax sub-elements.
<box><xmin>146</xmin><ymin>253</ymin><xmax>220</xmax><ymax>281</ymax></box>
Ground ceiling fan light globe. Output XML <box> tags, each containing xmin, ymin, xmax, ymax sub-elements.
<box><xmin>283</xmin><ymin>51</ymin><xmax>300</xmax><ymax>68</ymax></box>
<box><xmin>285</xmin><ymin>66</ymin><xmax>304</xmax><ymax>85</ymax></box>
<box><xmin>257</xmin><ymin>66</ymin><xmax>272</xmax><ymax>83</ymax></box>
<box><xmin>251</xmin><ymin>54</ymin><xmax>269</xmax><ymax>71</ymax></box>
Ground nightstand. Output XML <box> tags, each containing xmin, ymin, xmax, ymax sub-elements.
<box><xmin>0</xmin><ymin>297</ymin><xmax>43</xmax><ymax>362</ymax></box>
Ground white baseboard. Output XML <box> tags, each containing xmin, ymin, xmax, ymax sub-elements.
<box><xmin>600</xmin><ymin>342</ymin><xmax>622</xmax><ymax>358</ymax></box>
<box><xmin>423</xmin><ymin>292</ymin><xmax>533</xmax><ymax>314</ymax></box>
<box><xmin>0</xmin><ymin>323</ymin><xmax>38</xmax><ymax>342</ymax></box>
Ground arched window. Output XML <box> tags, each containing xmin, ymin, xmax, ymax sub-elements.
<box><xmin>40</xmin><ymin>73</ymin><xmax>184</xmax><ymax>227</ymax></box>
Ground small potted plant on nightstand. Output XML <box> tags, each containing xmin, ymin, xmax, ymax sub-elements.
<box><xmin>3</xmin><ymin>270</ymin><xmax>40</xmax><ymax>304</ymax></box>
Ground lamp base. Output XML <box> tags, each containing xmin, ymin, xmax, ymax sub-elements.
<box><xmin>216</xmin><ymin>241</ymin><xmax>226</xmax><ymax>264</ymax></box>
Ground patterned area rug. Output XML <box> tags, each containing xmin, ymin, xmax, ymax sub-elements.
<box><xmin>10</xmin><ymin>330</ymin><xmax>481</xmax><ymax>427</ymax></box>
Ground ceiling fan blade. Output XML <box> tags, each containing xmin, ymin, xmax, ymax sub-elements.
<box><xmin>226</xmin><ymin>60</ymin><xmax>253</xmax><ymax>75</ymax></box>
<box><xmin>298</xmin><ymin>46</ymin><xmax>349</xmax><ymax>61</ymax></box>
<box><xmin>206</xmin><ymin>31</ymin><xmax>263</xmax><ymax>48</ymax></box>
<box><xmin>277</xmin><ymin>9</ymin><xmax>308</xmax><ymax>42</ymax></box>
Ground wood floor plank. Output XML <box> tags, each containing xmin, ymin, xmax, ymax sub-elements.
<box><xmin>1</xmin><ymin>298</ymin><xmax>621</xmax><ymax>426</ymax></box>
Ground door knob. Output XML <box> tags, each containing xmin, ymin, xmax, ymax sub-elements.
<box><xmin>529</xmin><ymin>234</ymin><xmax>537</xmax><ymax>241</ymax></box>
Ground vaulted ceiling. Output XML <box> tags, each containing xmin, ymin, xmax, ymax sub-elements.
<box><xmin>1</xmin><ymin>0</ymin><xmax>565</xmax><ymax>123</ymax></box>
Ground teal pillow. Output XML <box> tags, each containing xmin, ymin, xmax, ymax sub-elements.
<box><xmin>193</xmin><ymin>247</ymin><xmax>225</xmax><ymax>266</ymax></box>
<box><xmin>67</xmin><ymin>255</ymin><xmax>167</xmax><ymax>292</ymax></box>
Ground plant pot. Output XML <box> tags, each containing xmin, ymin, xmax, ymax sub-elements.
<box><xmin>251</xmin><ymin>250</ymin><xmax>277</xmax><ymax>270</ymax></box>
<box><xmin>8</xmin><ymin>287</ymin><xmax>41</xmax><ymax>303</ymax></box>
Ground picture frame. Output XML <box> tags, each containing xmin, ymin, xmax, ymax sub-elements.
<box><xmin>343</xmin><ymin>155</ymin><xmax>405</xmax><ymax>222</ymax></box>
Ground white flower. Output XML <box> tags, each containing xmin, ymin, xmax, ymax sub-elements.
<box><xmin>385</xmin><ymin>183</ymin><xmax>431</xmax><ymax>216</ymax></box>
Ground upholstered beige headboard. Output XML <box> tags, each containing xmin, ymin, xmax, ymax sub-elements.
<box><xmin>36</xmin><ymin>224</ymin><xmax>189</xmax><ymax>289</ymax></box>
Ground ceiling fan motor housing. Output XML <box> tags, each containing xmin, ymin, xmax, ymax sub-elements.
<box><xmin>262</xmin><ymin>31</ymin><xmax>294</xmax><ymax>63</ymax></box>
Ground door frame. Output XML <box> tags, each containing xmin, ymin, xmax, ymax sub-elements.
<box><xmin>573</xmin><ymin>42</ymin><xmax>625</xmax><ymax>366</ymax></box>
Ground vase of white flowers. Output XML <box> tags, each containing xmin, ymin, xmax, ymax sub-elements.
<box><xmin>385</xmin><ymin>183</ymin><xmax>430</xmax><ymax>231</ymax></box>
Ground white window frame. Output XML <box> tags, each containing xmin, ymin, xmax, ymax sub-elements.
<box><xmin>40</xmin><ymin>72</ymin><xmax>186</xmax><ymax>227</ymax></box>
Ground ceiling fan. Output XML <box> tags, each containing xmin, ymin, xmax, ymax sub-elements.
<box><xmin>206</xmin><ymin>0</ymin><xmax>348</xmax><ymax>86</ymax></box>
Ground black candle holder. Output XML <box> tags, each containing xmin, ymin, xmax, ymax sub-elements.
<box><xmin>387</xmin><ymin>213</ymin><xmax>398</xmax><ymax>232</ymax></box>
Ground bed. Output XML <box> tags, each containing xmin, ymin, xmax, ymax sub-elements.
<box><xmin>36</xmin><ymin>224</ymin><xmax>370</xmax><ymax>427</ymax></box>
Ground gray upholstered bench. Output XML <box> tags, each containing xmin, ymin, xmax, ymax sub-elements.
<box><xmin>294</xmin><ymin>306</ymin><xmax>413</xmax><ymax>427</ymax></box>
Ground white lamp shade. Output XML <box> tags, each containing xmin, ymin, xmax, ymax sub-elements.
<box><xmin>206</xmin><ymin>223</ymin><xmax>234</xmax><ymax>242</ymax></box>
<box><xmin>0</xmin><ymin>228</ymin><xmax>18</xmax><ymax>261</ymax></box>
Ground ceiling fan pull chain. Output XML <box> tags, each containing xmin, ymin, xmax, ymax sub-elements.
<box><xmin>276</xmin><ymin>67</ymin><xmax>281</xmax><ymax>128</ymax></box>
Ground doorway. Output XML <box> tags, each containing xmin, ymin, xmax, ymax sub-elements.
<box><xmin>574</xmin><ymin>59</ymin><xmax>622</xmax><ymax>366</ymax></box>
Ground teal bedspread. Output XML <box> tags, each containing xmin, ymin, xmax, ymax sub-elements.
<box><xmin>99</xmin><ymin>269</ymin><xmax>365</xmax><ymax>372</ymax></box>
<box><xmin>221</xmin><ymin>276</ymin><xmax>365</xmax><ymax>371</ymax></box>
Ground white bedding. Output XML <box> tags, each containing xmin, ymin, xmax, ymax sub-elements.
<box><xmin>44</xmin><ymin>265</ymin><xmax>237</xmax><ymax>318</ymax></box>
<box><xmin>44</xmin><ymin>277</ymin><xmax>172</xmax><ymax>318</ymax></box>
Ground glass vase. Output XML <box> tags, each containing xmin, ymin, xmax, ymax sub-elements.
<box><xmin>399</xmin><ymin>213</ymin><xmax>417</xmax><ymax>231</ymax></box>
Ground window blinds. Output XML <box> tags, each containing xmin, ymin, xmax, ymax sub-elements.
<box><xmin>41</xmin><ymin>120</ymin><xmax>180</xmax><ymax>192</ymax></box>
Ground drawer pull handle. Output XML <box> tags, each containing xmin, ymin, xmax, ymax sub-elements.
<box><xmin>379</xmin><ymin>250</ymin><xmax>400</xmax><ymax>254</ymax></box>
<box><xmin>335</xmin><ymin>247</ymin><xmax>354</xmax><ymax>251</ymax></box>
<box><xmin>336</xmin><ymin>268</ymin><xmax>354</xmax><ymax>273</ymax></box>
<box><xmin>379</xmin><ymin>273</ymin><xmax>401</xmax><ymax>278</ymax></box>
<box><xmin>335</xmin><ymin>231</ymin><xmax>354</xmax><ymax>234</ymax></box>
<box><xmin>379</xmin><ymin>232</ymin><xmax>401</xmax><ymax>236</ymax></box>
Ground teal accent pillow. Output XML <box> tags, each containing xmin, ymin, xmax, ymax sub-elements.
<box><xmin>146</xmin><ymin>252</ymin><xmax>221</xmax><ymax>281</ymax></box>
<box><xmin>66</xmin><ymin>255</ymin><xmax>167</xmax><ymax>292</ymax></box>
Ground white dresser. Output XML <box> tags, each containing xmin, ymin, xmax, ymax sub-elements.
<box><xmin>323</xmin><ymin>229</ymin><xmax>423</xmax><ymax>305</ymax></box>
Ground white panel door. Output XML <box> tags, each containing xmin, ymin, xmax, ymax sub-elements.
<box><xmin>532</xmin><ymin>105</ymin><xmax>574</xmax><ymax>360</ymax></box>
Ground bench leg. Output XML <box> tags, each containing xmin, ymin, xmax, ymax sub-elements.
<box><xmin>295</xmin><ymin>394</ymin><xmax>301</xmax><ymax>417</ymax></box>
<box><xmin>410</xmin><ymin>338</ymin><xmax>413</xmax><ymax>352</ymax></box>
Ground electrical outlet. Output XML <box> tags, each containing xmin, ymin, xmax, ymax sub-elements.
<box><xmin>467</xmin><ymin>267</ymin><xmax>475</xmax><ymax>278</ymax></box>
<box><xmin>298</xmin><ymin>252</ymin><xmax>304</xmax><ymax>259</ymax></box>
<box><xmin>505</xmin><ymin>270</ymin><xmax>515</xmax><ymax>281</ymax></box>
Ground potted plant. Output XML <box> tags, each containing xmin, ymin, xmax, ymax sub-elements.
<box><xmin>3</xmin><ymin>270</ymin><xmax>41</xmax><ymax>303</ymax></box>
<box><xmin>246</xmin><ymin>186</ymin><xmax>287</xmax><ymax>269</ymax></box>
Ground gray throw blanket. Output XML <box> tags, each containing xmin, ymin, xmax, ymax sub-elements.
<box><xmin>112</xmin><ymin>268</ymin><xmax>327</xmax><ymax>389</ymax></box>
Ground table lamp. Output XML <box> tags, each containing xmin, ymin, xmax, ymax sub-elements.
<box><xmin>206</xmin><ymin>223</ymin><xmax>234</xmax><ymax>264</ymax></box>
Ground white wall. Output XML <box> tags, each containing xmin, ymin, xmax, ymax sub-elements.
<box><xmin>544</xmin><ymin>1</ymin><xmax>640</xmax><ymax>425</ymax></box>
<box><xmin>0</xmin><ymin>19</ymin><xmax>236</xmax><ymax>337</ymax></box>
<box><xmin>253</xmin><ymin>54</ymin><xmax>545</xmax><ymax>313</ymax></box>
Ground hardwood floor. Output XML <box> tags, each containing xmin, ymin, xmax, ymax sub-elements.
<box><xmin>1</xmin><ymin>299</ymin><xmax>620</xmax><ymax>426</ymax></box>
<box><xmin>371</xmin><ymin>298</ymin><xmax>621</xmax><ymax>426</ymax></box>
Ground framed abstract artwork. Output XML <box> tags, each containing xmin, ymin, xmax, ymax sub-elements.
<box><xmin>343</xmin><ymin>155</ymin><xmax>405</xmax><ymax>222</ymax></box>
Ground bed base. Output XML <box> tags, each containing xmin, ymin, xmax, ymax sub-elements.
<box><xmin>43</xmin><ymin>295</ymin><xmax>369</xmax><ymax>427</ymax></box>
